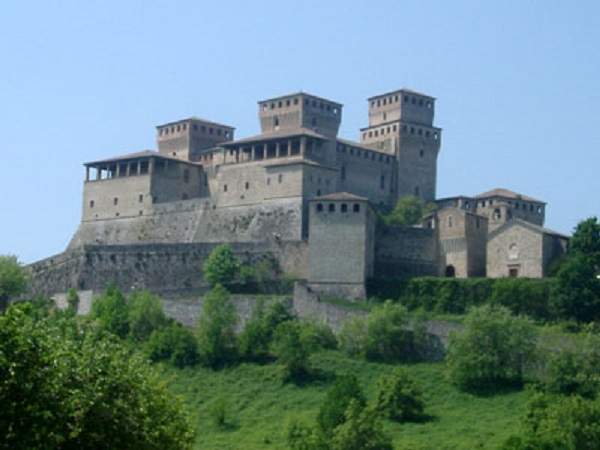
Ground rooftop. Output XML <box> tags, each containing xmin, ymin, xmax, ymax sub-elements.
<box><xmin>156</xmin><ymin>116</ymin><xmax>235</xmax><ymax>130</ymax></box>
<box><xmin>222</xmin><ymin>128</ymin><xmax>329</xmax><ymax>146</ymax></box>
<box><xmin>368</xmin><ymin>88</ymin><xmax>436</xmax><ymax>101</ymax></box>
<box><xmin>312</xmin><ymin>192</ymin><xmax>369</xmax><ymax>202</ymax></box>
<box><xmin>491</xmin><ymin>218</ymin><xmax>569</xmax><ymax>240</ymax></box>
<box><xmin>258</xmin><ymin>91</ymin><xmax>343</xmax><ymax>107</ymax></box>
<box><xmin>84</xmin><ymin>150</ymin><xmax>199</xmax><ymax>166</ymax></box>
<box><xmin>475</xmin><ymin>188</ymin><xmax>545</xmax><ymax>204</ymax></box>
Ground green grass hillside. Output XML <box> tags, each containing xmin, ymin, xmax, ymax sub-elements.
<box><xmin>161</xmin><ymin>350</ymin><xmax>528</xmax><ymax>450</ymax></box>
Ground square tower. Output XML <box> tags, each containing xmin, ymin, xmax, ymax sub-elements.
<box><xmin>156</xmin><ymin>118</ymin><xmax>235</xmax><ymax>162</ymax></box>
<box><xmin>360</xmin><ymin>89</ymin><xmax>442</xmax><ymax>203</ymax></box>
<box><xmin>258</xmin><ymin>92</ymin><xmax>342</xmax><ymax>138</ymax></box>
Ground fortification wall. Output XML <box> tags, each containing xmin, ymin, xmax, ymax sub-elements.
<box><xmin>68</xmin><ymin>197</ymin><xmax>304</xmax><ymax>249</ymax></box>
<box><xmin>29</xmin><ymin>241</ymin><xmax>308</xmax><ymax>297</ymax></box>
<box><xmin>374</xmin><ymin>226</ymin><xmax>438</xmax><ymax>277</ymax></box>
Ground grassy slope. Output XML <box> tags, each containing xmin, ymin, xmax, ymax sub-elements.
<box><xmin>161</xmin><ymin>350</ymin><xmax>528</xmax><ymax>450</ymax></box>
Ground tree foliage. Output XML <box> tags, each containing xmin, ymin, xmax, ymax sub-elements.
<box><xmin>382</xmin><ymin>195</ymin><xmax>436</xmax><ymax>227</ymax></box>
<box><xmin>0</xmin><ymin>302</ymin><xmax>194</xmax><ymax>450</ymax></box>
<box><xmin>570</xmin><ymin>216</ymin><xmax>600</xmax><ymax>264</ymax></box>
<box><xmin>128</xmin><ymin>290</ymin><xmax>167</xmax><ymax>342</ymax></box>
<box><xmin>90</xmin><ymin>284</ymin><xmax>129</xmax><ymax>338</ymax></box>
<box><xmin>317</xmin><ymin>375</ymin><xmax>366</xmax><ymax>435</ymax></box>
<box><xmin>330</xmin><ymin>400</ymin><xmax>393</xmax><ymax>450</ymax></box>
<box><xmin>373</xmin><ymin>368</ymin><xmax>425</xmax><ymax>422</ymax></box>
<box><xmin>0</xmin><ymin>255</ymin><xmax>27</xmax><ymax>309</ymax></box>
<box><xmin>203</xmin><ymin>244</ymin><xmax>241</xmax><ymax>286</ymax></box>
<box><xmin>271</xmin><ymin>320</ymin><xmax>313</xmax><ymax>381</ymax></box>
<box><xmin>197</xmin><ymin>284</ymin><xmax>238</xmax><ymax>367</ymax></box>
<box><xmin>147</xmin><ymin>322</ymin><xmax>199</xmax><ymax>368</ymax></box>
<box><xmin>446</xmin><ymin>305</ymin><xmax>537</xmax><ymax>393</ymax></box>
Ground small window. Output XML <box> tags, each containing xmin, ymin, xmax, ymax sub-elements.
<box><xmin>139</xmin><ymin>210</ymin><xmax>143</xmax><ymax>216</ymax></box>
<box><xmin>286</xmin><ymin>99</ymin><xmax>291</xmax><ymax>106</ymax></box>
<box><xmin>493</xmin><ymin>208</ymin><xmax>501</xmax><ymax>219</ymax></box>
<box><xmin>209</xmin><ymin>127</ymin><xmax>213</xmax><ymax>134</ymax></box>
<box><xmin>341</xmin><ymin>165</ymin><xmax>346</xmax><ymax>181</ymax></box>
<box><xmin>152</xmin><ymin>196</ymin><xmax>158</xmax><ymax>204</ymax></box>
<box><xmin>274</xmin><ymin>116</ymin><xmax>279</xmax><ymax>127</ymax></box>
<box><xmin>316</xmin><ymin>203</ymin><xmax>324</xmax><ymax>212</ymax></box>
<box><xmin>476</xmin><ymin>217</ymin><xmax>480</xmax><ymax>228</ymax></box>
<box><xmin>317</xmin><ymin>189</ymin><xmax>322</xmax><ymax>196</ymax></box>
<box><xmin>328</xmin><ymin>203</ymin><xmax>335</xmax><ymax>212</ymax></box>
<box><xmin>448</xmin><ymin>216</ymin><xmax>453</xmax><ymax>227</ymax></box>
<box><xmin>380</xmin><ymin>175</ymin><xmax>385</xmax><ymax>190</ymax></box>
<box><xmin>223</xmin><ymin>184</ymin><xmax>228</xmax><ymax>192</ymax></box>
<box><xmin>113</xmin><ymin>197</ymin><xmax>118</xmax><ymax>206</ymax></box>
<box><xmin>245</xmin><ymin>182</ymin><xmax>249</xmax><ymax>190</ymax></box>
<box><xmin>278</xmin><ymin>174</ymin><xmax>283</xmax><ymax>183</ymax></box>
<box><xmin>294</xmin><ymin>98</ymin><xmax>299</xmax><ymax>105</ymax></box>
<box><xmin>267</xmin><ymin>177</ymin><xmax>271</xmax><ymax>185</ymax></box>
<box><xmin>138</xmin><ymin>194</ymin><xmax>143</xmax><ymax>203</ymax></box>
<box><xmin>278</xmin><ymin>101</ymin><xmax>282</xmax><ymax>108</ymax></box>
<box><xmin>420</xmin><ymin>149</ymin><xmax>424</xmax><ymax>158</ymax></box>
<box><xmin>193</xmin><ymin>124</ymin><xmax>198</xmax><ymax>131</ymax></box>
<box><xmin>341</xmin><ymin>203</ymin><xmax>348</xmax><ymax>213</ymax></box>
<box><xmin>183</xmin><ymin>169</ymin><xmax>190</xmax><ymax>183</ymax></box>
<box><xmin>353</xmin><ymin>203</ymin><xmax>360</xmax><ymax>213</ymax></box>
<box><xmin>89</xmin><ymin>200</ymin><xmax>94</xmax><ymax>208</ymax></box>
<box><xmin>404</xmin><ymin>95</ymin><xmax>409</xmax><ymax>102</ymax></box>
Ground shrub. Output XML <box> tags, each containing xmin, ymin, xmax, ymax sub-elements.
<box><xmin>446</xmin><ymin>304</ymin><xmax>537</xmax><ymax>393</ymax></box>
<box><xmin>90</xmin><ymin>285</ymin><xmax>129</xmax><ymax>338</ymax></box>
<box><xmin>197</xmin><ymin>284</ymin><xmax>237</xmax><ymax>367</ymax></box>
<box><xmin>501</xmin><ymin>393</ymin><xmax>600</xmax><ymax>450</ymax></box>
<box><xmin>340</xmin><ymin>302</ymin><xmax>425</xmax><ymax>363</ymax></box>
<box><xmin>330</xmin><ymin>400</ymin><xmax>393</xmax><ymax>450</ymax></box>
<box><xmin>0</xmin><ymin>255</ymin><xmax>27</xmax><ymax>310</ymax></box>
<box><xmin>382</xmin><ymin>195</ymin><xmax>432</xmax><ymax>227</ymax></box>
<box><xmin>128</xmin><ymin>290</ymin><xmax>167</xmax><ymax>342</ymax></box>
<box><xmin>551</xmin><ymin>253</ymin><xmax>600</xmax><ymax>323</ymax></box>
<box><xmin>317</xmin><ymin>375</ymin><xmax>366</xmax><ymax>436</ymax></box>
<box><xmin>570</xmin><ymin>216</ymin><xmax>600</xmax><ymax>265</ymax></box>
<box><xmin>373</xmin><ymin>368</ymin><xmax>425</xmax><ymax>422</ymax></box>
<box><xmin>272</xmin><ymin>320</ymin><xmax>313</xmax><ymax>381</ymax></box>
<box><xmin>0</xmin><ymin>302</ymin><xmax>194</xmax><ymax>449</ymax></box>
<box><xmin>147</xmin><ymin>322</ymin><xmax>199</xmax><ymax>368</ymax></box>
<box><xmin>490</xmin><ymin>278</ymin><xmax>553</xmax><ymax>321</ymax></box>
<box><xmin>209</xmin><ymin>396</ymin><xmax>229</xmax><ymax>429</ymax></box>
<box><xmin>66</xmin><ymin>288</ymin><xmax>79</xmax><ymax>312</ymax></box>
<box><xmin>299</xmin><ymin>321</ymin><xmax>338</xmax><ymax>351</ymax></box>
<box><xmin>202</xmin><ymin>244</ymin><xmax>240</xmax><ymax>286</ymax></box>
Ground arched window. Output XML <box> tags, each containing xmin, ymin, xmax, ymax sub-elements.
<box><xmin>316</xmin><ymin>203</ymin><xmax>323</xmax><ymax>212</ymax></box>
<box><xmin>328</xmin><ymin>203</ymin><xmax>335</xmax><ymax>212</ymax></box>
<box><xmin>445</xmin><ymin>265</ymin><xmax>456</xmax><ymax>277</ymax></box>
<box><xmin>273</xmin><ymin>116</ymin><xmax>279</xmax><ymax>128</ymax></box>
<box><xmin>341</xmin><ymin>203</ymin><xmax>348</xmax><ymax>213</ymax></box>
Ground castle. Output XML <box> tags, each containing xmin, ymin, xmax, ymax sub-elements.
<box><xmin>29</xmin><ymin>89</ymin><xmax>568</xmax><ymax>299</ymax></box>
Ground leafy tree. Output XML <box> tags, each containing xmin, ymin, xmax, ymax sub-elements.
<box><xmin>299</xmin><ymin>320</ymin><xmax>338</xmax><ymax>351</ymax></box>
<box><xmin>446</xmin><ymin>304</ymin><xmax>537</xmax><ymax>393</ymax></box>
<box><xmin>0</xmin><ymin>302</ymin><xmax>194</xmax><ymax>450</ymax></box>
<box><xmin>197</xmin><ymin>284</ymin><xmax>237</xmax><ymax>367</ymax></box>
<box><xmin>317</xmin><ymin>375</ymin><xmax>366</xmax><ymax>436</ymax></box>
<box><xmin>128</xmin><ymin>290</ymin><xmax>167</xmax><ymax>341</ymax></box>
<box><xmin>382</xmin><ymin>195</ymin><xmax>436</xmax><ymax>227</ymax></box>
<box><xmin>287</xmin><ymin>420</ymin><xmax>328</xmax><ymax>450</ymax></box>
<box><xmin>330</xmin><ymin>400</ymin><xmax>393</xmax><ymax>450</ymax></box>
<box><xmin>90</xmin><ymin>284</ymin><xmax>129</xmax><ymax>338</ymax></box>
<box><xmin>338</xmin><ymin>314</ymin><xmax>369</xmax><ymax>358</ymax></box>
<box><xmin>147</xmin><ymin>322</ymin><xmax>199</xmax><ymax>368</ymax></box>
<box><xmin>0</xmin><ymin>255</ymin><xmax>27</xmax><ymax>310</ymax></box>
<box><xmin>272</xmin><ymin>320</ymin><xmax>313</xmax><ymax>381</ymax></box>
<box><xmin>570</xmin><ymin>216</ymin><xmax>600</xmax><ymax>265</ymax></box>
<box><xmin>66</xmin><ymin>288</ymin><xmax>79</xmax><ymax>312</ymax></box>
<box><xmin>373</xmin><ymin>368</ymin><xmax>425</xmax><ymax>422</ymax></box>
<box><xmin>551</xmin><ymin>253</ymin><xmax>600</xmax><ymax>322</ymax></box>
<box><xmin>501</xmin><ymin>393</ymin><xmax>600</xmax><ymax>450</ymax></box>
<box><xmin>203</xmin><ymin>244</ymin><xmax>241</xmax><ymax>286</ymax></box>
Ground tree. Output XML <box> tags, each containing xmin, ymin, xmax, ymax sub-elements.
<box><xmin>330</xmin><ymin>400</ymin><xmax>393</xmax><ymax>450</ymax></box>
<box><xmin>0</xmin><ymin>255</ymin><xmax>27</xmax><ymax>310</ymax></box>
<box><xmin>446</xmin><ymin>304</ymin><xmax>537</xmax><ymax>393</ymax></box>
<box><xmin>128</xmin><ymin>290</ymin><xmax>167</xmax><ymax>341</ymax></box>
<box><xmin>147</xmin><ymin>322</ymin><xmax>199</xmax><ymax>368</ymax></box>
<box><xmin>317</xmin><ymin>375</ymin><xmax>366</xmax><ymax>436</ymax></box>
<box><xmin>197</xmin><ymin>284</ymin><xmax>237</xmax><ymax>367</ymax></box>
<box><xmin>202</xmin><ymin>244</ymin><xmax>241</xmax><ymax>286</ymax></box>
<box><xmin>373</xmin><ymin>368</ymin><xmax>425</xmax><ymax>422</ymax></box>
<box><xmin>271</xmin><ymin>320</ymin><xmax>313</xmax><ymax>381</ymax></box>
<box><xmin>550</xmin><ymin>253</ymin><xmax>600</xmax><ymax>322</ymax></box>
<box><xmin>570</xmin><ymin>216</ymin><xmax>600</xmax><ymax>265</ymax></box>
<box><xmin>384</xmin><ymin>195</ymin><xmax>423</xmax><ymax>226</ymax></box>
<box><xmin>90</xmin><ymin>284</ymin><xmax>129</xmax><ymax>338</ymax></box>
<box><xmin>0</xmin><ymin>302</ymin><xmax>194</xmax><ymax>450</ymax></box>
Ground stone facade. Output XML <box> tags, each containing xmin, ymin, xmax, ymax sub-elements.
<box><xmin>28</xmin><ymin>88</ymin><xmax>568</xmax><ymax>302</ymax></box>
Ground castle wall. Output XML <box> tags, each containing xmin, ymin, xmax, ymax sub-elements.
<box><xmin>83</xmin><ymin>175</ymin><xmax>152</xmax><ymax>221</ymax></box>
<box><xmin>396</xmin><ymin>129</ymin><xmax>440</xmax><ymax>202</ymax></box>
<box><xmin>374</xmin><ymin>226</ymin><xmax>438</xmax><ymax>278</ymax></box>
<box><xmin>487</xmin><ymin>224</ymin><xmax>544</xmax><ymax>278</ymax></box>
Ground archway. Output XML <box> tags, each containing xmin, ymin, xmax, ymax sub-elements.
<box><xmin>445</xmin><ymin>265</ymin><xmax>456</xmax><ymax>277</ymax></box>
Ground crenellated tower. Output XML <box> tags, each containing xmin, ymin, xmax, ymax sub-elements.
<box><xmin>360</xmin><ymin>89</ymin><xmax>441</xmax><ymax>203</ymax></box>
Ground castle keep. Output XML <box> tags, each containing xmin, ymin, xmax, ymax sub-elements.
<box><xmin>30</xmin><ymin>89</ymin><xmax>568</xmax><ymax>298</ymax></box>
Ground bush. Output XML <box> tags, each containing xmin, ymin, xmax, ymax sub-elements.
<box><xmin>147</xmin><ymin>322</ymin><xmax>199</xmax><ymax>368</ymax></box>
<box><xmin>0</xmin><ymin>302</ymin><xmax>194</xmax><ymax>449</ymax></box>
<box><xmin>90</xmin><ymin>285</ymin><xmax>129</xmax><ymax>338</ymax></box>
<box><xmin>0</xmin><ymin>255</ymin><xmax>28</xmax><ymax>310</ymax></box>
<box><xmin>551</xmin><ymin>254</ymin><xmax>600</xmax><ymax>323</ymax></box>
<box><xmin>339</xmin><ymin>302</ymin><xmax>426</xmax><ymax>363</ymax></box>
<box><xmin>330</xmin><ymin>400</ymin><xmax>393</xmax><ymax>450</ymax></box>
<box><xmin>66</xmin><ymin>288</ymin><xmax>79</xmax><ymax>312</ymax></box>
<box><xmin>272</xmin><ymin>320</ymin><xmax>313</xmax><ymax>381</ymax></box>
<box><xmin>299</xmin><ymin>321</ymin><xmax>338</xmax><ymax>351</ymax></box>
<box><xmin>203</xmin><ymin>244</ymin><xmax>240</xmax><ymax>286</ymax></box>
<box><xmin>317</xmin><ymin>375</ymin><xmax>366</xmax><ymax>435</ymax></box>
<box><xmin>208</xmin><ymin>396</ymin><xmax>229</xmax><ymax>429</ymax></box>
<box><xmin>373</xmin><ymin>368</ymin><xmax>425</xmax><ymax>422</ymax></box>
<box><xmin>490</xmin><ymin>278</ymin><xmax>553</xmax><ymax>321</ymax></box>
<box><xmin>128</xmin><ymin>290</ymin><xmax>167</xmax><ymax>342</ymax></box>
<box><xmin>197</xmin><ymin>284</ymin><xmax>237</xmax><ymax>367</ymax></box>
<box><xmin>446</xmin><ymin>304</ymin><xmax>537</xmax><ymax>393</ymax></box>
<box><xmin>501</xmin><ymin>393</ymin><xmax>600</xmax><ymax>450</ymax></box>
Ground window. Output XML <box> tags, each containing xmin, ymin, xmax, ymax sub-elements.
<box><xmin>509</xmin><ymin>268</ymin><xmax>519</xmax><ymax>278</ymax></box>
<box><xmin>317</xmin><ymin>189</ymin><xmax>322</xmax><ymax>196</ymax></box>
<box><xmin>183</xmin><ymin>169</ymin><xmax>189</xmax><ymax>183</ymax></box>
<box><xmin>411</xmin><ymin>97</ymin><xmax>416</xmax><ymax>104</ymax></box>
<box><xmin>328</xmin><ymin>203</ymin><xmax>335</xmax><ymax>212</ymax></box>
<box><xmin>415</xmin><ymin>186</ymin><xmax>420</xmax><ymax>196</ymax></box>
<box><xmin>223</xmin><ymin>184</ymin><xmax>228</xmax><ymax>192</ymax></box>
<box><xmin>420</xmin><ymin>149</ymin><xmax>424</xmax><ymax>158</ymax></box>
<box><xmin>311</xmin><ymin>117</ymin><xmax>317</xmax><ymax>126</ymax></box>
<box><xmin>404</xmin><ymin>95</ymin><xmax>409</xmax><ymax>102</ymax></box>
<box><xmin>316</xmin><ymin>203</ymin><xmax>323</xmax><ymax>212</ymax></box>
<box><xmin>138</xmin><ymin>194</ymin><xmax>143</xmax><ymax>203</ymax></box>
<box><xmin>278</xmin><ymin>174</ymin><xmax>283</xmax><ymax>183</ymax></box>
<box><xmin>448</xmin><ymin>216</ymin><xmax>453</xmax><ymax>227</ymax></box>
<box><xmin>139</xmin><ymin>210</ymin><xmax>143</xmax><ymax>216</ymax></box>
<box><xmin>353</xmin><ymin>203</ymin><xmax>360</xmax><ymax>213</ymax></box>
<box><xmin>209</xmin><ymin>127</ymin><xmax>213</xmax><ymax>134</ymax></box>
<box><xmin>341</xmin><ymin>203</ymin><xmax>348</xmax><ymax>213</ymax></box>
<box><xmin>493</xmin><ymin>208</ymin><xmax>501</xmax><ymax>219</ymax></box>
<box><xmin>245</xmin><ymin>182</ymin><xmax>249</xmax><ymax>190</ymax></box>
<box><xmin>113</xmin><ymin>197</ymin><xmax>118</xmax><ymax>206</ymax></box>
<box><xmin>476</xmin><ymin>217</ymin><xmax>480</xmax><ymax>228</ymax></box>
<box><xmin>380</xmin><ymin>175</ymin><xmax>385</xmax><ymax>190</ymax></box>
<box><xmin>274</xmin><ymin>116</ymin><xmax>279</xmax><ymax>127</ymax></box>
<box><xmin>89</xmin><ymin>200</ymin><xmax>94</xmax><ymax>208</ymax></box>
<box><xmin>341</xmin><ymin>165</ymin><xmax>346</xmax><ymax>181</ymax></box>
<box><xmin>286</xmin><ymin>99</ymin><xmax>290</xmax><ymax>106</ymax></box>
<box><xmin>294</xmin><ymin>98</ymin><xmax>299</xmax><ymax>105</ymax></box>
<box><xmin>267</xmin><ymin>177</ymin><xmax>271</xmax><ymax>185</ymax></box>
<box><xmin>217</xmin><ymin>129</ymin><xmax>222</xmax><ymax>136</ymax></box>
<box><xmin>383</xmin><ymin>112</ymin><xmax>387</xmax><ymax>121</ymax></box>
<box><xmin>278</xmin><ymin>101</ymin><xmax>282</xmax><ymax>107</ymax></box>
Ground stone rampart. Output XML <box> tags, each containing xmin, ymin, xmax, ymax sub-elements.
<box><xmin>374</xmin><ymin>226</ymin><xmax>438</xmax><ymax>277</ymax></box>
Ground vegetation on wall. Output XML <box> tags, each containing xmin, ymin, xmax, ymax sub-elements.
<box><xmin>379</xmin><ymin>195</ymin><xmax>437</xmax><ymax>227</ymax></box>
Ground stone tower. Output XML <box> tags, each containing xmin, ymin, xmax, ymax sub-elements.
<box><xmin>360</xmin><ymin>89</ymin><xmax>441</xmax><ymax>203</ymax></box>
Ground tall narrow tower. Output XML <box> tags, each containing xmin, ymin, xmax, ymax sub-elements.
<box><xmin>360</xmin><ymin>89</ymin><xmax>442</xmax><ymax>202</ymax></box>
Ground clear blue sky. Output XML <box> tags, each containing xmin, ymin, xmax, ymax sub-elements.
<box><xmin>1</xmin><ymin>1</ymin><xmax>598</xmax><ymax>263</ymax></box>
